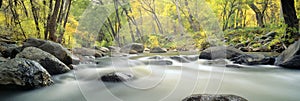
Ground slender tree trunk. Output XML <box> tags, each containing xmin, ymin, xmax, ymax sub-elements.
<box><xmin>174</xmin><ymin>0</ymin><xmax>184</xmax><ymax>36</ymax></box>
<box><xmin>0</xmin><ymin>0</ymin><xmax>2</xmax><ymax>8</ymax></box>
<box><xmin>58</xmin><ymin>0</ymin><xmax>72</xmax><ymax>43</ymax></box>
<box><xmin>9</xmin><ymin>0</ymin><xmax>27</xmax><ymax>39</ymax></box>
<box><xmin>30</xmin><ymin>0</ymin><xmax>41</xmax><ymax>38</ymax></box>
<box><xmin>44</xmin><ymin>0</ymin><xmax>53</xmax><ymax>40</ymax></box>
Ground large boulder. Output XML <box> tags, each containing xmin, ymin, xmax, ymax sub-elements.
<box><xmin>0</xmin><ymin>58</ymin><xmax>53</xmax><ymax>89</ymax></box>
<box><xmin>120</xmin><ymin>43</ymin><xmax>144</xmax><ymax>53</ymax></box>
<box><xmin>150</xmin><ymin>47</ymin><xmax>167</xmax><ymax>53</ymax></box>
<box><xmin>275</xmin><ymin>40</ymin><xmax>300</xmax><ymax>69</ymax></box>
<box><xmin>199</xmin><ymin>46</ymin><xmax>245</xmax><ymax>60</ymax></box>
<box><xmin>23</xmin><ymin>38</ymin><xmax>77</xmax><ymax>65</ymax></box>
<box><xmin>16</xmin><ymin>47</ymin><xmax>70</xmax><ymax>75</ymax></box>
<box><xmin>182</xmin><ymin>94</ymin><xmax>248</xmax><ymax>101</ymax></box>
<box><xmin>72</xmin><ymin>47</ymin><xmax>105</xmax><ymax>58</ymax></box>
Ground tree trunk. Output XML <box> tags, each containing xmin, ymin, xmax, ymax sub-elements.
<box><xmin>248</xmin><ymin>3</ymin><xmax>265</xmax><ymax>27</ymax></box>
<box><xmin>281</xmin><ymin>0</ymin><xmax>299</xmax><ymax>44</ymax></box>
<box><xmin>30</xmin><ymin>0</ymin><xmax>41</xmax><ymax>38</ymax></box>
<box><xmin>0</xmin><ymin>0</ymin><xmax>2</xmax><ymax>8</ymax></box>
<box><xmin>44</xmin><ymin>0</ymin><xmax>53</xmax><ymax>40</ymax></box>
<box><xmin>48</xmin><ymin>0</ymin><xmax>61</xmax><ymax>41</ymax></box>
<box><xmin>58</xmin><ymin>0</ymin><xmax>72</xmax><ymax>43</ymax></box>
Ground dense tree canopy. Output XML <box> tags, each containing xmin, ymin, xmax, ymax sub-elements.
<box><xmin>0</xmin><ymin>0</ymin><xmax>299</xmax><ymax>51</ymax></box>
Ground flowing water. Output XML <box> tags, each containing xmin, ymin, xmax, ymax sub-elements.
<box><xmin>1</xmin><ymin>54</ymin><xmax>300</xmax><ymax>101</ymax></box>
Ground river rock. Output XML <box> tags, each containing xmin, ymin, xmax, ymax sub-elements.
<box><xmin>199</xmin><ymin>46</ymin><xmax>244</xmax><ymax>60</ymax></box>
<box><xmin>108</xmin><ymin>46</ymin><xmax>121</xmax><ymax>53</ymax></box>
<box><xmin>120</xmin><ymin>43</ymin><xmax>144</xmax><ymax>53</ymax></box>
<box><xmin>16</xmin><ymin>47</ymin><xmax>70</xmax><ymax>75</ymax></box>
<box><xmin>170</xmin><ymin>56</ymin><xmax>190</xmax><ymax>63</ymax></box>
<box><xmin>275</xmin><ymin>40</ymin><xmax>300</xmax><ymax>69</ymax></box>
<box><xmin>201</xmin><ymin>59</ymin><xmax>230</xmax><ymax>66</ymax></box>
<box><xmin>0</xmin><ymin>57</ymin><xmax>7</xmax><ymax>63</ymax></box>
<box><xmin>183</xmin><ymin>56</ymin><xmax>199</xmax><ymax>61</ymax></box>
<box><xmin>101</xmin><ymin>72</ymin><xmax>134</xmax><ymax>82</ymax></box>
<box><xmin>72</xmin><ymin>47</ymin><xmax>105</xmax><ymax>58</ymax></box>
<box><xmin>148</xmin><ymin>55</ymin><xmax>164</xmax><ymax>60</ymax></box>
<box><xmin>143</xmin><ymin>60</ymin><xmax>173</xmax><ymax>65</ymax></box>
<box><xmin>2</xmin><ymin>46</ymin><xmax>24</xmax><ymax>58</ymax></box>
<box><xmin>0</xmin><ymin>58</ymin><xmax>53</xmax><ymax>89</ymax></box>
<box><xmin>98</xmin><ymin>47</ymin><xmax>110</xmax><ymax>53</ymax></box>
<box><xmin>129</xmin><ymin>50</ymin><xmax>138</xmax><ymax>54</ymax></box>
<box><xmin>182</xmin><ymin>94</ymin><xmax>248</xmax><ymax>101</ymax></box>
<box><xmin>150</xmin><ymin>47</ymin><xmax>167</xmax><ymax>53</ymax></box>
<box><xmin>231</xmin><ymin>54</ymin><xmax>275</xmax><ymax>65</ymax></box>
<box><xmin>23</xmin><ymin>38</ymin><xmax>78</xmax><ymax>65</ymax></box>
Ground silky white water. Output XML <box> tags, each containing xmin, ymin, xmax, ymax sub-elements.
<box><xmin>1</xmin><ymin>55</ymin><xmax>300</xmax><ymax>101</ymax></box>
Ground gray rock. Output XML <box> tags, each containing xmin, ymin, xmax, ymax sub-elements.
<box><xmin>170</xmin><ymin>56</ymin><xmax>190</xmax><ymax>63</ymax></box>
<box><xmin>201</xmin><ymin>59</ymin><xmax>230</xmax><ymax>66</ymax></box>
<box><xmin>199</xmin><ymin>46</ymin><xmax>244</xmax><ymax>60</ymax></box>
<box><xmin>150</xmin><ymin>47</ymin><xmax>167</xmax><ymax>53</ymax></box>
<box><xmin>72</xmin><ymin>47</ymin><xmax>105</xmax><ymax>58</ymax></box>
<box><xmin>231</xmin><ymin>54</ymin><xmax>275</xmax><ymax>65</ymax></box>
<box><xmin>0</xmin><ymin>58</ymin><xmax>53</xmax><ymax>89</ymax></box>
<box><xmin>129</xmin><ymin>50</ymin><xmax>138</xmax><ymax>54</ymax></box>
<box><xmin>183</xmin><ymin>56</ymin><xmax>199</xmax><ymax>61</ymax></box>
<box><xmin>0</xmin><ymin>57</ymin><xmax>7</xmax><ymax>64</ymax></box>
<box><xmin>182</xmin><ymin>94</ymin><xmax>248</xmax><ymax>101</ymax></box>
<box><xmin>2</xmin><ymin>46</ymin><xmax>24</xmax><ymax>58</ymax></box>
<box><xmin>23</xmin><ymin>38</ymin><xmax>77</xmax><ymax>65</ymax></box>
<box><xmin>120</xmin><ymin>43</ymin><xmax>144</xmax><ymax>53</ymax></box>
<box><xmin>275</xmin><ymin>40</ymin><xmax>300</xmax><ymax>69</ymax></box>
<box><xmin>101</xmin><ymin>72</ymin><xmax>134</xmax><ymax>82</ymax></box>
<box><xmin>16</xmin><ymin>47</ymin><xmax>70</xmax><ymax>75</ymax></box>
<box><xmin>98</xmin><ymin>47</ymin><xmax>110</xmax><ymax>53</ymax></box>
<box><xmin>148</xmin><ymin>56</ymin><xmax>164</xmax><ymax>60</ymax></box>
<box><xmin>143</xmin><ymin>60</ymin><xmax>173</xmax><ymax>65</ymax></box>
<box><xmin>108</xmin><ymin>46</ymin><xmax>121</xmax><ymax>53</ymax></box>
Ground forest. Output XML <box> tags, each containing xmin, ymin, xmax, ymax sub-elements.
<box><xmin>0</xmin><ymin>0</ymin><xmax>299</xmax><ymax>52</ymax></box>
<box><xmin>1</xmin><ymin>0</ymin><xmax>300</xmax><ymax>101</ymax></box>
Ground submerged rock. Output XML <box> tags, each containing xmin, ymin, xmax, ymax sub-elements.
<box><xmin>182</xmin><ymin>94</ymin><xmax>248</xmax><ymax>101</ymax></box>
<box><xmin>16</xmin><ymin>47</ymin><xmax>70</xmax><ymax>75</ymax></box>
<box><xmin>23</xmin><ymin>38</ymin><xmax>77</xmax><ymax>65</ymax></box>
<box><xmin>170</xmin><ymin>56</ymin><xmax>190</xmax><ymax>63</ymax></box>
<box><xmin>231</xmin><ymin>54</ymin><xmax>275</xmax><ymax>65</ymax></box>
<box><xmin>201</xmin><ymin>59</ymin><xmax>230</xmax><ymax>66</ymax></box>
<box><xmin>0</xmin><ymin>58</ymin><xmax>53</xmax><ymax>89</ymax></box>
<box><xmin>183</xmin><ymin>56</ymin><xmax>199</xmax><ymax>61</ymax></box>
<box><xmin>120</xmin><ymin>43</ymin><xmax>144</xmax><ymax>53</ymax></box>
<box><xmin>148</xmin><ymin>55</ymin><xmax>164</xmax><ymax>60</ymax></box>
<box><xmin>101</xmin><ymin>72</ymin><xmax>134</xmax><ymax>82</ymax></box>
<box><xmin>150</xmin><ymin>47</ymin><xmax>167</xmax><ymax>53</ymax></box>
<box><xmin>275</xmin><ymin>40</ymin><xmax>300</xmax><ymax>69</ymax></box>
<box><xmin>143</xmin><ymin>60</ymin><xmax>173</xmax><ymax>65</ymax></box>
<box><xmin>199</xmin><ymin>46</ymin><xmax>244</xmax><ymax>60</ymax></box>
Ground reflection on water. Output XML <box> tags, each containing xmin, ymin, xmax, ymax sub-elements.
<box><xmin>1</xmin><ymin>55</ymin><xmax>300</xmax><ymax>101</ymax></box>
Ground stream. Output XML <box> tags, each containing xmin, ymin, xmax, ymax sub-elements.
<box><xmin>1</xmin><ymin>54</ymin><xmax>300</xmax><ymax>101</ymax></box>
